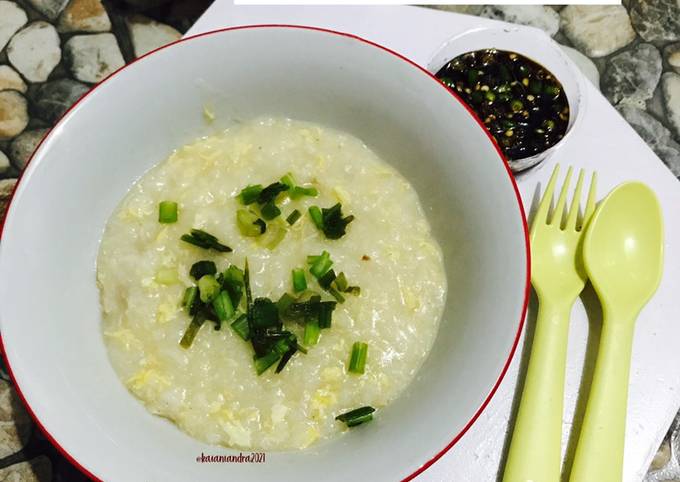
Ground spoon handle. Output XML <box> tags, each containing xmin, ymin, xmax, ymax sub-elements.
<box><xmin>503</xmin><ymin>299</ymin><xmax>572</xmax><ymax>482</ymax></box>
<box><xmin>569</xmin><ymin>317</ymin><xmax>635</xmax><ymax>482</ymax></box>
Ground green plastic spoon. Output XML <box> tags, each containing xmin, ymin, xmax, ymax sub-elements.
<box><xmin>570</xmin><ymin>182</ymin><xmax>664</xmax><ymax>482</ymax></box>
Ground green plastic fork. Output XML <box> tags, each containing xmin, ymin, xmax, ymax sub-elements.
<box><xmin>503</xmin><ymin>165</ymin><xmax>597</xmax><ymax>482</ymax></box>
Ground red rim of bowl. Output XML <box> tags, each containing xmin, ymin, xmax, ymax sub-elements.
<box><xmin>0</xmin><ymin>24</ymin><xmax>531</xmax><ymax>482</ymax></box>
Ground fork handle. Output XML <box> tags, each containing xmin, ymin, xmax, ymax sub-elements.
<box><xmin>569</xmin><ymin>316</ymin><xmax>635</xmax><ymax>482</ymax></box>
<box><xmin>503</xmin><ymin>299</ymin><xmax>572</xmax><ymax>482</ymax></box>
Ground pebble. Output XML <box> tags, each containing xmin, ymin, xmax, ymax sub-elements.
<box><xmin>664</xmin><ymin>43</ymin><xmax>680</xmax><ymax>75</ymax></box>
<box><xmin>0</xmin><ymin>379</ymin><xmax>32</xmax><ymax>458</ymax></box>
<box><xmin>126</xmin><ymin>14</ymin><xmax>181</xmax><ymax>57</ymax></box>
<box><xmin>6</xmin><ymin>21</ymin><xmax>62</xmax><ymax>83</ymax></box>
<box><xmin>0</xmin><ymin>178</ymin><xmax>17</xmax><ymax>219</ymax></box>
<box><xmin>661</xmin><ymin>73</ymin><xmax>680</xmax><ymax>140</ymax></box>
<box><xmin>0</xmin><ymin>455</ymin><xmax>52</xmax><ymax>481</ymax></box>
<box><xmin>560</xmin><ymin>6</ymin><xmax>636</xmax><ymax>58</ymax></box>
<box><xmin>64</xmin><ymin>33</ymin><xmax>125</xmax><ymax>83</ymax></box>
<box><xmin>0</xmin><ymin>149</ymin><xmax>9</xmax><ymax>173</ymax></box>
<box><xmin>479</xmin><ymin>5</ymin><xmax>560</xmax><ymax>37</ymax></box>
<box><xmin>602</xmin><ymin>43</ymin><xmax>662</xmax><ymax>107</ymax></box>
<box><xmin>0</xmin><ymin>91</ymin><xmax>28</xmax><ymax>141</ymax></box>
<box><xmin>618</xmin><ymin>105</ymin><xmax>680</xmax><ymax>177</ymax></box>
<box><xmin>9</xmin><ymin>128</ymin><xmax>47</xmax><ymax>169</ymax></box>
<box><xmin>0</xmin><ymin>1</ymin><xmax>28</xmax><ymax>52</ymax></box>
<box><xmin>429</xmin><ymin>5</ymin><xmax>484</xmax><ymax>16</ymax></box>
<box><xmin>58</xmin><ymin>0</ymin><xmax>111</xmax><ymax>33</ymax></box>
<box><xmin>559</xmin><ymin>44</ymin><xmax>600</xmax><ymax>89</ymax></box>
<box><xmin>32</xmin><ymin>78</ymin><xmax>89</xmax><ymax>123</ymax></box>
<box><xmin>630</xmin><ymin>0</ymin><xmax>680</xmax><ymax>43</ymax></box>
<box><xmin>26</xmin><ymin>0</ymin><xmax>69</xmax><ymax>20</ymax></box>
<box><xmin>0</xmin><ymin>65</ymin><xmax>27</xmax><ymax>93</ymax></box>
<box><xmin>649</xmin><ymin>438</ymin><xmax>672</xmax><ymax>471</ymax></box>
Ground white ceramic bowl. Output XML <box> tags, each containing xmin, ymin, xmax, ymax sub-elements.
<box><xmin>0</xmin><ymin>26</ymin><xmax>529</xmax><ymax>481</ymax></box>
<box><xmin>428</xmin><ymin>25</ymin><xmax>586</xmax><ymax>173</ymax></box>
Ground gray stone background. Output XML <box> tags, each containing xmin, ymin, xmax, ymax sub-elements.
<box><xmin>0</xmin><ymin>0</ymin><xmax>679</xmax><ymax>480</ymax></box>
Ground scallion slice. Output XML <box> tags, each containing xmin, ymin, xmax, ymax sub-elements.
<box><xmin>251</xmin><ymin>298</ymin><xmax>280</xmax><ymax>329</ymax></box>
<box><xmin>181</xmin><ymin>229</ymin><xmax>232</xmax><ymax>252</ymax></box>
<box><xmin>280</xmin><ymin>173</ymin><xmax>296</xmax><ymax>189</ymax></box>
<box><xmin>335</xmin><ymin>406</ymin><xmax>375</xmax><ymax>427</ymax></box>
<box><xmin>291</xmin><ymin>186</ymin><xmax>318</xmax><ymax>199</ymax></box>
<box><xmin>180</xmin><ymin>311</ymin><xmax>207</xmax><ymax>348</ymax></box>
<box><xmin>257</xmin><ymin>182</ymin><xmax>289</xmax><ymax>204</ymax></box>
<box><xmin>237</xmin><ymin>209</ymin><xmax>265</xmax><ymax>237</ymax></box>
<box><xmin>230</xmin><ymin>313</ymin><xmax>249</xmax><ymax>340</ymax></box>
<box><xmin>348</xmin><ymin>341</ymin><xmax>368</xmax><ymax>374</ymax></box>
<box><xmin>303</xmin><ymin>319</ymin><xmax>320</xmax><ymax>346</ymax></box>
<box><xmin>158</xmin><ymin>201</ymin><xmax>178</xmax><ymax>223</ymax></box>
<box><xmin>190</xmin><ymin>260</ymin><xmax>217</xmax><ymax>280</ymax></box>
<box><xmin>239</xmin><ymin>184</ymin><xmax>263</xmax><ymax>205</ymax></box>
<box><xmin>212</xmin><ymin>290</ymin><xmax>235</xmax><ymax>321</ymax></box>
<box><xmin>276</xmin><ymin>292</ymin><xmax>296</xmax><ymax>315</ymax></box>
<box><xmin>222</xmin><ymin>265</ymin><xmax>245</xmax><ymax>308</ymax></box>
<box><xmin>261</xmin><ymin>201</ymin><xmax>281</xmax><ymax>220</ymax></box>
<box><xmin>198</xmin><ymin>274</ymin><xmax>220</xmax><ymax>303</ymax></box>
<box><xmin>318</xmin><ymin>269</ymin><xmax>337</xmax><ymax>289</ymax></box>
<box><xmin>320</xmin><ymin>203</ymin><xmax>354</xmax><ymax>240</ymax></box>
<box><xmin>292</xmin><ymin>268</ymin><xmax>307</xmax><ymax>293</ymax></box>
<box><xmin>182</xmin><ymin>286</ymin><xmax>198</xmax><ymax>314</ymax></box>
<box><xmin>309</xmin><ymin>250</ymin><xmax>332</xmax><ymax>278</ymax></box>
<box><xmin>318</xmin><ymin>301</ymin><xmax>335</xmax><ymax>328</ymax></box>
<box><xmin>333</xmin><ymin>272</ymin><xmax>348</xmax><ymax>292</ymax></box>
<box><xmin>286</xmin><ymin>209</ymin><xmax>302</xmax><ymax>225</ymax></box>
<box><xmin>254</xmin><ymin>351</ymin><xmax>281</xmax><ymax>375</ymax></box>
<box><xmin>275</xmin><ymin>346</ymin><xmax>297</xmax><ymax>373</ymax></box>
<box><xmin>308</xmin><ymin>206</ymin><xmax>324</xmax><ymax>229</ymax></box>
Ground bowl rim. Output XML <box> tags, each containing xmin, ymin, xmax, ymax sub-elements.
<box><xmin>0</xmin><ymin>24</ymin><xmax>531</xmax><ymax>482</ymax></box>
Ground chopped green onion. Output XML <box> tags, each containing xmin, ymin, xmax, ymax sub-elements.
<box><xmin>333</xmin><ymin>272</ymin><xmax>348</xmax><ymax>292</ymax></box>
<box><xmin>254</xmin><ymin>351</ymin><xmax>281</xmax><ymax>375</ymax></box>
<box><xmin>158</xmin><ymin>201</ymin><xmax>178</xmax><ymax>223</ymax></box>
<box><xmin>286</xmin><ymin>209</ymin><xmax>302</xmax><ymax>225</ymax></box>
<box><xmin>308</xmin><ymin>206</ymin><xmax>324</xmax><ymax>229</ymax></box>
<box><xmin>276</xmin><ymin>292</ymin><xmax>296</xmax><ymax>316</ymax></box>
<box><xmin>237</xmin><ymin>209</ymin><xmax>265</xmax><ymax>237</ymax></box>
<box><xmin>261</xmin><ymin>201</ymin><xmax>281</xmax><ymax>220</ymax></box>
<box><xmin>275</xmin><ymin>346</ymin><xmax>297</xmax><ymax>373</ymax></box>
<box><xmin>318</xmin><ymin>269</ymin><xmax>337</xmax><ymax>289</ymax></box>
<box><xmin>345</xmin><ymin>286</ymin><xmax>361</xmax><ymax>296</ymax></box>
<box><xmin>239</xmin><ymin>184</ymin><xmax>263</xmax><ymax>205</ymax></box>
<box><xmin>320</xmin><ymin>203</ymin><xmax>354</xmax><ymax>240</ymax></box>
<box><xmin>198</xmin><ymin>274</ymin><xmax>220</xmax><ymax>303</ymax></box>
<box><xmin>335</xmin><ymin>406</ymin><xmax>375</xmax><ymax>427</ymax></box>
<box><xmin>182</xmin><ymin>286</ymin><xmax>198</xmax><ymax>314</ymax></box>
<box><xmin>230</xmin><ymin>313</ymin><xmax>249</xmax><ymax>340</ymax></box>
<box><xmin>290</xmin><ymin>186</ymin><xmax>318</xmax><ymax>199</ymax></box>
<box><xmin>155</xmin><ymin>267</ymin><xmax>177</xmax><ymax>285</ymax></box>
<box><xmin>328</xmin><ymin>287</ymin><xmax>346</xmax><ymax>303</ymax></box>
<box><xmin>309</xmin><ymin>250</ymin><xmax>333</xmax><ymax>278</ymax></box>
<box><xmin>258</xmin><ymin>182</ymin><xmax>289</xmax><ymax>204</ymax></box>
<box><xmin>222</xmin><ymin>265</ymin><xmax>245</xmax><ymax>308</ymax></box>
<box><xmin>251</xmin><ymin>298</ymin><xmax>280</xmax><ymax>329</ymax></box>
<box><xmin>280</xmin><ymin>172</ymin><xmax>296</xmax><ymax>189</ymax></box>
<box><xmin>348</xmin><ymin>342</ymin><xmax>368</xmax><ymax>374</ymax></box>
<box><xmin>179</xmin><ymin>311</ymin><xmax>207</xmax><ymax>348</ymax></box>
<box><xmin>212</xmin><ymin>290</ymin><xmax>235</xmax><ymax>321</ymax></box>
<box><xmin>181</xmin><ymin>229</ymin><xmax>232</xmax><ymax>252</ymax></box>
<box><xmin>303</xmin><ymin>319</ymin><xmax>320</xmax><ymax>346</ymax></box>
<box><xmin>292</xmin><ymin>268</ymin><xmax>307</xmax><ymax>293</ymax></box>
<box><xmin>190</xmin><ymin>260</ymin><xmax>216</xmax><ymax>280</ymax></box>
<box><xmin>318</xmin><ymin>301</ymin><xmax>335</xmax><ymax>329</ymax></box>
<box><xmin>260</xmin><ymin>219</ymin><xmax>287</xmax><ymax>250</ymax></box>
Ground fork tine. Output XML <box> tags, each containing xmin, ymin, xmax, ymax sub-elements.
<box><xmin>534</xmin><ymin>164</ymin><xmax>560</xmax><ymax>225</ymax></box>
<box><xmin>582</xmin><ymin>171</ymin><xmax>598</xmax><ymax>228</ymax></box>
<box><xmin>550</xmin><ymin>166</ymin><xmax>573</xmax><ymax>226</ymax></box>
<box><xmin>565</xmin><ymin>169</ymin><xmax>585</xmax><ymax>230</ymax></box>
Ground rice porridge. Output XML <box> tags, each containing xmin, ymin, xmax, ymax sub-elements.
<box><xmin>97</xmin><ymin>117</ymin><xmax>446</xmax><ymax>450</ymax></box>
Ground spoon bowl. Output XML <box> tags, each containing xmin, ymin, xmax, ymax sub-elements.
<box><xmin>584</xmin><ymin>182</ymin><xmax>664</xmax><ymax>317</ymax></box>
